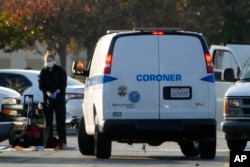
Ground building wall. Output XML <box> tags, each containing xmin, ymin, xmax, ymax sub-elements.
<box><xmin>0</xmin><ymin>49</ymin><xmax>87</xmax><ymax>76</ymax></box>
<box><xmin>0</xmin><ymin>58</ymin><xmax>10</xmax><ymax>68</ymax></box>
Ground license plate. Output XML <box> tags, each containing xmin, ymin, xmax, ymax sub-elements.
<box><xmin>170</xmin><ymin>88</ymin><xmax>190</xmax><ymax>98</ymax></box>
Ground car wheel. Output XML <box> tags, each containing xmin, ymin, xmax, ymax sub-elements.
<box><xmin>179</xmin><ymin>140</ymin><xmax>200</xmax><ymax>156</ymax></box>
<box><xmin>94</xmin><ymin>125</ymin><xmax>112</xmax><ymax>159</ymax></box>
<box><xmin>227</xmin><ymin>139</ymin><xmax>247</xmax><ymax>151</ymax></box>
<box><xmin>77</xmin><ymin>117</ymin><xmax>95</xmax><ymax>155</ymax></box>
<box><xmin>199</xmin><ymin>139</ymin><xmax>216</xmax><ymax>159</ymax></box>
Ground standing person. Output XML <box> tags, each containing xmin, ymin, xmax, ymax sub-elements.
<box><xmin>39</xmin><ymin>51</ymin><xmax>67</xmax><ymax>148</ymax></box>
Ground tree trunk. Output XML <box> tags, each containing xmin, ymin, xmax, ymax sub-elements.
<box><xmin>57</xmin><ymin>43</ymin><xmax>67</xmax><ymax>70</ymax></box>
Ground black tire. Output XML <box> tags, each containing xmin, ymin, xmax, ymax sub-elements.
<box><xmin>227</xmin><ymin>139</ymin><xmax>247</xmax><ymax>151</ymax></box>
<box><xmin>94</xmin><ymin>126</ymin><xmax>112</xmax><ymax>159</ymax></box>
<box><xmin>77</xmin><ymin>117</ymin><xmax>95</xmax><ymax>155</ymax></box>
<box><xmin>199</xmin><ymin>139</ymin><xmax>216</xmax><ymax>159</ymax></box>
<box><xmin>9</xmin><ymin>139</ymin><xmax>14</xmax><ymax>146</ymax></box>
<box><xmin>179</xmin><ymin>140</ymin><xmax>200</xmax><ymax>156</ymax></box>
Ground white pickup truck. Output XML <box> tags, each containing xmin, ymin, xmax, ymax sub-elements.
<box><xmin>0</xmin><ymin>86</ymin><xmax>26</xmax><ymax>142</ymax></box>
<box><xmin>210</xmin><ymin>44</ymin><xmax>250</xmax><ymax>129</ymax></box>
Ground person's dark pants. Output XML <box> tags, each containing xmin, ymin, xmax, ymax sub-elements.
<box><xmin>43</xmin><ymin>98</ymin><xmax>67</xmax><ymax>145</ymax></box>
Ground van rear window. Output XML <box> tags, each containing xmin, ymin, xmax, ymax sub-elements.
<box><xmin>111</xmin><ymin>35</ymin><xmax>205</xmax><ymax>74</ymax></box>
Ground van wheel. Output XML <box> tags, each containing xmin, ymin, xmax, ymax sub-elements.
<box><xmin>94</xmin><ymin>126</ymin><xmax>112</xmax><ymax>159</ymax></box>
<box><xmin>179</xmin><ymin>140</ymin><xmax>199</xmax><ymax>156</ymax></box>
<box><xmin>227</xmin><ymin>139</ymin><xmax>247</xmax><ymax>151</ymax></box>
<box><xmin>199</xmin><ymin>139</ymin><xmax>216</xmax><ymax>159</ymax></box>
<box><xmin>78</xmin><ymin>117</ymin><xmax>95</xmax><ymax>155</ymax></box>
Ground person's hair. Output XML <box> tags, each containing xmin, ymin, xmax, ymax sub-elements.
<box><xmin>43</xmin><ymin>51</ymin><xmax>56</xmax><ymax>67</ymax></box>
<box><xmin>44</xmin><ymin>51</ymin><xmax>56</xmax><ymax>62</ymax></box>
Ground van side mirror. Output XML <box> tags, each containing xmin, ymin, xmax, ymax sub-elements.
<box><xmin>223</xmin><ymin>68</ymin><xmax>236</xmax><ymax>82</ymax></box>
<box><xmin>72</xmin><ymin>60</ymin><xmax>89</xmax><ymax>76</ymax></box>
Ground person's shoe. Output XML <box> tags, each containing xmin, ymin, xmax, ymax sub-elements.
<box><xmin>55</xmin><ymin>141</ymin><xmax>64</xmax><ymax>150</ymax></box>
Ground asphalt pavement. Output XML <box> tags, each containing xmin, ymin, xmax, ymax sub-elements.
<box><xmin>0</xmin><ymin>130</ymin><xmax>246</xmax><ymax>167</ymax></box>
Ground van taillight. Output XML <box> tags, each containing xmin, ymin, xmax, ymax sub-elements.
<box><xmin>104</xmin><ymin>53</ymin><xmax>112</xmax><ymax>74</ymax></box>
<box><xmin>204</xmin><ymin>52</ymin><xmax>213</xmax><ymax>73</ymax></box>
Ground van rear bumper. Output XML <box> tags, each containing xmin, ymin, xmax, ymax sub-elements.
<box><xmin>102</xmin><ymin>119</ymin><xmax>216</xmax><ymax>143</ymax></box>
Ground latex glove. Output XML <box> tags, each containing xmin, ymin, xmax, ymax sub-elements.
<box><xmin>51</xmin><ymin>92</ymin><xmax>57</xmax><ymax>99</ymax></box>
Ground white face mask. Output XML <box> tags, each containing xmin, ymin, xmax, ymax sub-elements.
<box><xmin>46</xmin><ymin>61</ymin><xmax>55</xmax><ymax>68</ymax></box>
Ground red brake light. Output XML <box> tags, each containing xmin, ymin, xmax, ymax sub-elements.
<box><xmin>104</xmin><ymin>53</ymin><xmax>112</xmax><ymax>74</ymax></box>
<box><xmin>205</xmin><ymin>52</ymin><xmax>213</xmax><ymax>73</ymax></box>
<box><xmin>152</xmin><ymin>31</ymin><xmax>164</xmax><ymax>35</ymax></box>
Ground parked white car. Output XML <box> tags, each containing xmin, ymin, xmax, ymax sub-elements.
<box><xmin>0</xmin><ymin>86</ymin><xmax>26</xmax><ymax>142</ymax></box>
<box><xmin>0</xmin><ymin>69</ymin><xmax>85</xmax><ymax>127</ymax></box>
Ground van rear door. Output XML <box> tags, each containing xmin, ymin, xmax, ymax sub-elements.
<box><xmin>110</xmin><ymin>34</ymin><xmax>160</xmax><ymax>119</ymax></box>
<box><xmin>159</xmin><ymin>35</ymin><xmax>213</xmax><ymax>119</ymax></box>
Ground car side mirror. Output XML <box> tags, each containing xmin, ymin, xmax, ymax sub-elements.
<box><xmin>72</xmin><ymin>60</ymin><xmax>88</xmax><ymax>76</ymax></box>
<box><xmin>223</xmin><ymin>68</ymin><xmax>236</xmax><ymax>82</ymax></box>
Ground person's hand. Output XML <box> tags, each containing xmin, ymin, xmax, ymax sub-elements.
<box><xmin>51</xmin><ymin>92</ymin><xmax>57</xmax><ymax>99</ymax></box>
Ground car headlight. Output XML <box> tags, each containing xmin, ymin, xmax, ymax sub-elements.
<box><xmin>1</xmin><ymin>97</ymin><xmax>21</xmax><ymax>116</ymax></box>
<box><xmin>2</xmin><ymin>97</ymin><xmax>18</xmax><ymax>104</ymax></box>
<box><xmin>65</xmin><ymin>93</ymin><xmax>84</xmax><ymax>100</ymax></box>
<box><xmin>1</xmin><ymin>109</ymin><xmax>18</xmax><ymax>116</ymax></box>
<box><xmin>228</xmin><ymin>99</ymin><xmax>240</xmax><ymax>107</ymax></box>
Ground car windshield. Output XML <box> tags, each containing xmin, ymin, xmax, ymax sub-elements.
<box><xmin>239</xmin><ymin>58</ymin><xmax>250</xmax><ymax>80</ymax></box>
<box><xmin>67</xmin><ymin>77</ymin><xmax>84</xmax><ymax>85</ymax></box>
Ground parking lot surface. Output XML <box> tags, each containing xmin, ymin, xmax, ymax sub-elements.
<box><xmin>0</xmin><ymin>130</ymin><xmax>239</xmax><ymax>167</ymax></box>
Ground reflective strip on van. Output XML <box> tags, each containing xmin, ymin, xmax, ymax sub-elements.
<box><xmin>85</xmin><ymin>74</ymin><xmax>214</xmax><ymax>88</ymax></box>
<box><xmin>200</xmin><ymin>74</ymin><xmax>215</xmax><ymax>83</ymax></box>
<box><xmin>86</xmin><ymin>75</ymin><xmax>117</xmax><ymax>87</ymax></box>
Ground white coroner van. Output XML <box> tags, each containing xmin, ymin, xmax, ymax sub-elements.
<box><xmin>73</xmin><ymin>28</ymin><xmax>217</xmax><ymax>159</ymax></box>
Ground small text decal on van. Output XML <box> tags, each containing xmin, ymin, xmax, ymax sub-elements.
<box><xmin>136</xmin><ymin>74</ymin><xmax>182</xmax><ymax>82</ymax></box>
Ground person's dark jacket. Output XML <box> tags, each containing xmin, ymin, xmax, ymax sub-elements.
<box><xmin>39</xmin><ymin>64</ymin><xmax>67</xmax><ymax>101</ymax></box>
